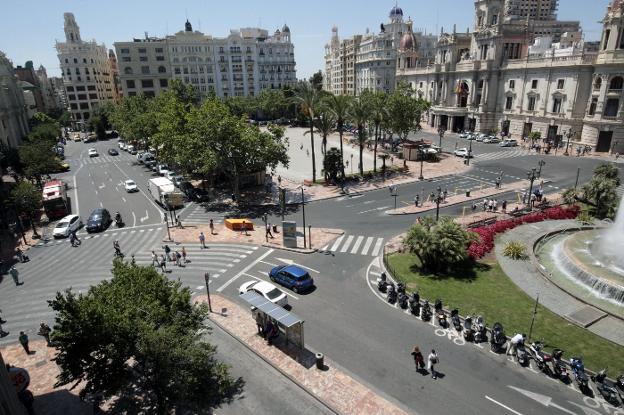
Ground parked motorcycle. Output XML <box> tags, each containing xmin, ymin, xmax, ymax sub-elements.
<box><xmin>516</xmin><ymin>341</ymin><xmax>529</xmax><ymax>366</ymax></box>
<box><xmin>376</xmin><ymin>272</ymin><xmax>388</xmax><ymax>292</ymax></box>
<box><xmin>473</xmin><ymin>315</ymin><xmax>487</xmax><ymax>343</ymax></box>
<box><xmin>397</xmin><ymin>282</ymin><xmax>406</xmax><ymax>296</ymax></box>
<box><xmin>617</xmin><ymin>373</ymin><xmax>624</xmax><ymax>402</ymax></box>
<box><xmin>570</xmin><ymin>357</ymin><xmax>590</xmax><ymax>390</ymax></box>
<box><xmin>551</xmin><ymin>349</ymin><xmax>569</xmax><ymax>382</ymax></box>
<box><xmin>591</xmin><ymin>369</ymin><xmax>621</xmax><ymax>405</ymax></box>
<box><xmin>529</xmin><ymin>341</ymin><xmax>552</xmax><ymax>375</ymax></box>
<box><xmin>434</xmin><ymin>300</ymin><xmax>447</xmax><ymax>328</ymax></box>
<box><xmin>386</xmin><ymin>282</ymin><xmax>397</xmax><ymax>303</ymax></box>
<box><xmin>451</xmin><ymin>309</ymin><xmax>462</xmax><ymax>332</ymax></box>
<box><xmin>490</xmin><ymin>322</ymin><xmax>506</xmax><ymax>352</ymax></box>
<box><xmin>421</xmin><ymin>300</ymin><xmax>432</xmax><ymax>321</ymax></box>
<box><xmin>463</xmin><ymin>315</ymin><xmax>474</xmax><ymax>341</ymax></box>
<box><xmin>408</xmin><ymin>292</ymin><xmax>420</xmax><ymax>316</ymax></box>
<box><xmin>397</xmin><ymin>290</ymin><xmax>408</xmax><ymax>309</ymax></box>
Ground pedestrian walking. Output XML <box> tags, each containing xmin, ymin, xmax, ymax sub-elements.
<box><xmin>151</xmin><ymin>250</ymin><xmax>158</xmax><ymax>267</ymax></box>
<box><xmin>175</xmin><ymin>251</ymin><xmax>182</xmax><ymax>267</ymax></box>
<box><xmin>176</xmin><ymin>215</ymin><xmax>183</xmax><ymax>228</ymax></box>
<box><xmin>502</xmin><ymin>200</ymin><xmax>507</xmax><ymax>213</ymax></box>
<box><xmin>483</xmin><ymin>198</ymin><xmax>488</xmax><ymax>212</ymax></box>
<box><xmin>182</xmin><ymin>246</ymin><xmax>188</xmax><ymax>263</ymax></box>
<box><xmin>495</xmin><ymin>177</ymin><xmax>501</xmax><ymax>189</ymax></box>
<box><xmin>163</xmin><ymin>244</ymin><xmax>172</xmax><ymax>261</ymax></box>
<box><xmin>493</xmin><ymin>199</ymin><xmax>498</xmax><ymax>212</ymax></box>
<box><xmin>130</xmin><ymin>255</ymin><xmax>136</xmax><ymax>266</ymax></box>
<box><xmin>9</xmin><ymin>266</ymin><xmax>21</xmax><ymax>286</ymax></box>
<box><xmin>71</xmin><ymin>230</ymin><xmax>81</xmax><ymax>246</ymax></box>
<box><xmin>414</xmin><ymin>194</ymin><xmax>420</xmax><ymax>207</ymax></box>
<box><xmin>266</xmin><ymin>223</ymin><xmax>274</xmax><ymax>240</ymax></box>
<box><xmin>241</xmin><ymin>221</ymin><xmax>248</xmax><ymax>236</ymax></box>
<box><xmin>0</xmin><ymin>322</ymin><xmax>8</xmax><ymax>337</ymax></box>
<box><xmin>443</xmin><ymin>188</ymin><xmax>448</xmax><ymax>203</ymax></box>
<box><xmin>159</xmin><ymin>255</ymin><xmax>167</xmax><ymax>273</ymax></box>
<box><xmin>38</xmin><ymin>322</ymin><xmax>52</xmax><ymax>346</ymax></box>
<box><xmin>113</xmin><ymin>240</ymin><xmax>122</xmax><ymax>257</ymax></box>
<box><xmin>15</xmin><ymin>248</ymin><xmax>28</xmax><ymax>262</ymax></box>
<box><xmin>200</xmin><ymin>231</ymin><xmax>207</xmax><ymax>249</ymax></box>
<box><xmin>18</xmin><ymin>331</ymin><xmax>30</xmax><ymax>354</ymax></box>
<box><xmin>0</xmin><ymin>309</ymin><xmax>5</xmax><ymax>324</ymax></box>
<box><xmin>428</xmin><ymin>349</ymin><xmax>439</xmax><ymax>379</ymax></box>
<box><xmin>411</xmin><ymin>346</ymin><xmax>425</xmax><ymax>372</ymax></box>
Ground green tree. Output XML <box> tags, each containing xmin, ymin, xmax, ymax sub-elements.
<box><xmin>348</xmin><ymin>96</ymin><xmax>371</xmax><ymax>176</ymax></box>
<box><xmin>580</xmin><ymin>163</ymin><xmax>620</xmax><ymax>219</ymax></box>
<box><xmin>323</xmin><ymin>147</ymin><xmax>343</xmax><ymax>183</ymax></box>
<box><xmin>293</xmin><ymin>83</ymin><xmax>322</xmax><ymax>182</ymax></box>
<box><xmin>49</xmin><ymin>261</ymin><xmax>242</xmax><ymax>414</ymax></box>
<box><xmin>326</xmin><ymin>94</ymin><xmax>352</xmax><ymax>179</ymax></box>
<box><xmin>257</xmin><ymin>89</ymin><xmax>287</xmax><ymax>120</ymax></box>
<box><xmin>224</xmin><ymin>96</ymin><xmax>257</xmax><ymax>118</ymax></box>
<box><xmin>404</xmin><ymin>217</ymin><xmax>477</xmax><ymax>273</ymax></box>
<box><xmin>307</xmin><ymin>108</ymin><xmax>335</xmax><ymax>156</ymax></box>
<box><xmin>387</xmin><ymin>81</ymin><xmax>429</xmax><ymax>144</ymax></box>
<box><xmin>10</xmin><ymin>180</ymin><xmax>42</xmax><ymax>237</ymax></box>
<box><xmin>109</xmin><ymin>94</ymin><xmax>157</xmax><ymax>148</ymax></box>
<box><xmin>365</xmin><ymin>91</ymin><xmax>388</xmax><ymax>173</ymax></box>
<box><xmin>18</xmin><ymin>140</ymin><xmax>59</xmax><ymax>186</ymax></box>
<box><xmin>88</xmin><ymin>115</ymin><xmax>107</xmax><ymax>140</ymax></box>
<box><xmin>309</xmin><ymin>70</ymin><xmax>324</xmax><ymax>91</ymax></box>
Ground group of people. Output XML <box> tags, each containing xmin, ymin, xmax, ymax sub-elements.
<box><xmin>411</xmin><ymin>346</ymin><xmax>440</xmax><ymax>379</ymax></box>
<box><xmin>151</xmin><ymin>245</ymin><xmax>188</xmax><ymax>272</ymax></box>
<box><xmin>481</xmin><ymin>198</ymin><xmax>507</xmax><ymax>213</ymax></box>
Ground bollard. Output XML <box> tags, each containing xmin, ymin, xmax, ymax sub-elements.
<box><xmin>315</xmin><ymin>352</ymin><xmax>324</xmax><ymax>369</ymax></box>
<box><xmin>466</xmin><ymin>190</ymin><xmax>471</xmax><ymax>197</ymax></box>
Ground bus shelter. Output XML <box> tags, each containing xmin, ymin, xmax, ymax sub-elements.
<box><xmin>239</xmin><ymin>291</ymin><xmax>304</xmax><ymax>350</ymax></box>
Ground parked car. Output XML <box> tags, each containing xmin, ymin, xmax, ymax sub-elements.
<box><xmin>466</xmin><ymin>133</ymin><xmax>477</xmax><ymax>140</ymax></box>
<box><xmin>476</xmin><ymin>133</ymin><xmax>487</xmax><ymax>142</ymax></box>
<box><xmin>269</xmin><ymin>264</ymin><xmax>314</xmax><ymax>293</ymax></box>
<box><xmin>53</xmin><ymin>214</ymin><xmax>82</xmax><ymax>238</ymax></box>
<box><xmin>171</xmin><ymin>175</ymin><xmax>184</xmax><ymax>187</ymax></box>
<box><xmin>85</xmin><ymin>208</ymin><xmax>111</xmax><ymax>233</ymax></box>
<box><xmin>483</xmin><ymin>137</ymin><xmax>501</xmax><ymax>144</ymax></box>
<box><xmin>454</xmin><ymin>148</ymin><xmax>473</xmax><ymax>158</ymax></box>
<box><xmin>157</xmin><ymin>164</ymin><xmax>170</xmax><ymax>176</ymax></box>
<box><xmin>165</xmin><ymin>171</ymin><xmax>178</xmax><ymax>181</ymax></box>
<box><xmin>239</xmin><ymin>280</ymin><xmax>288</xmax><ymax>307</ymax></box>
<box><xmin>459</xmin><ymin>132</ymin><xmax>469</xmax><ymax>138</ymax></box>
<box><xmin>144</xmin><ymin>159</ymin><xmax>157</xmax><ymax>170</ymax></box>
<box><xmin>124</xmin><ymin>179</ymin><xmax>138</xmax><ymax>193</ymax></box>
<box><xmin>108</xmin><ymin>148</ymin><xmax>119</xmax><ymax>156</ymax></box>
<box><xmin>500</xmin><ymin>139</ymin><xmax>518</xmax><ymax>147</ymax></box>
<box><xmin>118</xmin><ymin>141</ymin><xmax>126</xmax><ymax>150</ymax></box>
<box><xmin>88</xmin><ymin>148</ymin><xmax>98</xmax><ymax>157</ymax></box>
<box><xmin>178</xmin><ymin>181</ymin><xmax>194</xmax><ymax>196</ymax></box>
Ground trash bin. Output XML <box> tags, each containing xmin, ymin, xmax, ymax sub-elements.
<box><xmin>466</xmin><ymin>190</ymin><xmax>471</xmax><ymax>197</ymax></box>
<box><xmin>272</xmin><ymin>224</ymin><xmax>278</xmax><ymax>233</ymax></box>
<box><xmin>315</xmin><ymin>352</ymin><xmax>324</xmax><ymax>369</ymax></box>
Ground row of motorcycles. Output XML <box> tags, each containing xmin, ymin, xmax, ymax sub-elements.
<box><xmin>377</xmin><ymin>272</ymin><xmax>624</xmax><ymax>406</ymax></box>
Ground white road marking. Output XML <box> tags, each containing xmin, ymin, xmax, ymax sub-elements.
<box><xmin>320</xmin><ymin>244</ymin><xmax>328</xmax><ymax>250</ymax></box>
<box><xmin>140</xmin><ymin>210</ymin><xmax>149</xmax><ymax>223</ymax></box>
<box><xmin>329</xmin><ymin>235</ymin><xmax>344</xmax><ymax>251</ymax></box>
<box><xmin>350</xmin><ymin>236</ymin><xmax>364</xmax><ymax>254</ymax></box>
<box><xmin>132</xmin><ymin>211</ymin><xmax>136</xmax><ymax>227</ymax></box>
<box><xmin>340</xmin><ymin>235</ymin><xmax>354</xmax><ymax>253</ymax></box>
<box><xmin>274</xmin><ymin>257</ymin><xmax>320</xmax><ymax>273</ymax></box>
<box><xmin>371</xmin><ymin>238</ymin><xmax>384</xmax><ymax>256</ymax></box>
<box><xmin>259</xmin><ymin>260</ymin><xmax>278</xmax><ymax>267</ymax></box>
<box><xmin>98</xmin><ymin>183</ymin><xmax>106</xmax><ymax>189</ymax></box>
<box><xmin>485</xmin><ymin>396</ymin><xmax>523</xmax><ymax>415</ymax></box>
<box><xmin>122</xmin><ymin>197</ymin><xmax>126</xmax><ymax>203</ymax></box>
<box><xmin>357</xmin><ymin>205</ymin><xmax>390</xmax><ymax>214</ymax></box>
<box><xmin>217</xmin><ymin>249</ymin><xmax>274</xmax><ymax>292</ymax></box>
<box><xmin>360</xmin><ymin>237</ymin><xmax>374</xmax><ymax>255</ymax></box>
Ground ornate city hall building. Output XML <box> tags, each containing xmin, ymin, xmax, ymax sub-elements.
<box><xmin>396</xmin><ymin>0</ymin><xmax>624</xmax><ymax>153</ymax></box>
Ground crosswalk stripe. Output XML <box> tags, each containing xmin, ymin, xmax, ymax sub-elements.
<box><xmin>350</xmin><ymin>236</ymin><xmax>364</xmax><ymax>254</ymax></box>
<box><xmin>339</xmin><ymin>235</ymin><xmax>354</xmax><ymax>253</ymax></box>
<box><xmin>330</xmin><ymin>235</ymin><xmax>344</xmax><ymax>251</ymax></box>
<box><xmin>360</xmin><ymin>237</ymin><xmax>374</xmax><ymax>255</ymax></box>
<box><xmin>371</xmin><ymin>238</ymin><xmax>384</xmax><ymax>256</ymax></box>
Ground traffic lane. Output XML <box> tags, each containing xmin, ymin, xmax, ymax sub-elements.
<box><xmin>208</xmin><ymin>322</ymin><xmax>334</xmax><ymax>415</ymax></box>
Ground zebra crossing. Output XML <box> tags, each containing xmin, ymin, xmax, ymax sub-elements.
<box><xmin>80</xmin><ymin>153</ymin><xmax>137</xmax><ymax>165</ymax></box>
<box><xmin>320</xmin><ymin>234</ymin><xmax>384</xmax><ymax>257</ymax></box>
<box><xmin>474</xmin><ymin>149</ymin><xmax>532</xmax><ymax>162</ymax></box>
<box><xmin>181</xmin><ymin>203</ymin><xmax>230</xmax><ymax>224</ymax></box>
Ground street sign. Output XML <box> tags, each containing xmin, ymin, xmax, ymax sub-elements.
<box><xmin>282</xmin><ymin>221</ymin><xmax>297</xmax><ymax>248</ymax></box>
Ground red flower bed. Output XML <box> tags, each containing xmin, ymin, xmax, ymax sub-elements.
<box><xmin>467</xmin><ymin>205</ymin><xmax>580</xmax><ymax>259</ymax></box>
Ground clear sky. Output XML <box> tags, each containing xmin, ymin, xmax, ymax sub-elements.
<box><xmin>0</xmin><ymin>0</ymin><xmax>610</xmax><ymax>80</ymax></box>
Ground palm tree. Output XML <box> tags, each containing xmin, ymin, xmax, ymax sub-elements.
<box><xmin>293</xmin><ymin>83</ymin><xmax>322</xmax><ymax>182</ymax></box>
<box><xmin>348</xmin><ymin>97</ymin><xmax>371</xmax><ymax>176</ymax></box>
<box><xmin>326</xmin><ymin>94</ymin><xmax>352</xmax><ymax>179</ymax></box>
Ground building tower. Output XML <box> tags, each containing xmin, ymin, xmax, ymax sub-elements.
<box><xmin>64</xmin><ymin>12</ymin><xmax>81</xmax><ymax>43</ymax></box>
<box><xmin>282</xmin><ymin>24</ymin><xmax>291</xmax><ymax>42</ymax></box>
<box><xmin>398</xmin><ymin>18</ymin><xmax>419</xmax><ymax>70</ymax></box>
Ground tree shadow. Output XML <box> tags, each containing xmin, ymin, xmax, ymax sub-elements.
<box><xmin>407</xmin><ymin>260</ymin><xmax>491</xmax><ymax>282</ymax></box>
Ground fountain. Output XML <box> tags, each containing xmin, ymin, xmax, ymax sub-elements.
<box><xmin>534</xmin><ymin>195</ymin><xmax>624</xmax><ymax>318</ymax></box>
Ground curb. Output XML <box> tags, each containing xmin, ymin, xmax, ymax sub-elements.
<box><xmin>261</xmin><ymin>244</ymin><xmax>317</xmax><ymax>254</ymax></box>
<box><xmin>202</xmin><ymin>307</ymin><xmax>341</xmax><ymax>415</ymax></box>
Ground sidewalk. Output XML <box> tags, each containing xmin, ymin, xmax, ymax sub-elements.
<box><xmin>169</xmin><ymin>223</ymin><xmax>344</xmax><ymax>254</ymax></box>
<box><xmin>194</xmin><ymin>294</ymin><xmax>410</xmax><ymax>415</ymax></box>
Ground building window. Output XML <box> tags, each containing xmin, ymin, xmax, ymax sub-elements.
<box><xmin>141</xmin><ymin>66</ymin><xmax>150</xmax><ymax>74</ymax></box>
<box><xmin>604</xmin><ymin>29</ymin><xmax>611</xmax><ymax>50</ymax></box>
<box><xmin>155</xmin><ymin>48</ymin><xmax>163</xmax><ymax>53</ymax></box>
<box><xmin>122</xmin><ymin>57</ymin><xmax>131</xmax><ymax>62</ymax></box>
<box><xmin>77</xmin><ymin>86</ymin><xmax>85</xmax><ymax>91</ymax></box>
<box><xmin>120</xmin><ymin>48</ymin><xmax>129</xmax><ymax>54</ymax></box>
<box><xmin>78</xmin><ymin>94</ymin><xmax>87</xmax><ymax>100</ymax></box>
<box><xmin>604</xmin><ymin>98</ymin><xmax>619</xmax><ymax>116</ymax></box>
<box><xmin>68</xmin><ymin>94</ymin><xmax>76</xmax><ymax>101</ymax></box>
<box><xmin>89</xmin><ymin>93</ymin><xmax>97</xmax><ymax>99</ymax></box>
<box><xmin>505</xmin><ymin>96</ymin><xmax>513</xmax><ymax>110</ymax></box>
<box><xmin>594</xmin><ymin>77</ymin><xmax>602</xmax><ymax>90</ymax></box>
<box><xmin>557</xmin><ymin>79</ymin><xmax>565</xmax><ymax>89</ymax></box>
<box><xmin>73</xmin><ymin>58</ymin><xmax>78</xmax><ymax>63</ymax></box>
<box><xmin>609</xmin><ymin>76</ymin><xmax>623</xmax><ymax>90</ymax></box>
<box><xmin>138</xmin><ymin>48</ymin><xmax>147</xmax><ymax>53</ymax></box>
<box><xmin>160</xmin><ymin>79</ymin><xmax>168</xmax><ymax>87</ymax></box>
<box><xmin>156</xmin><ymin>56</ymin><xmax>165</xmax><ymax>61</ymax></box>
<box><xmin>527</xmin><ymin>96</ymin><xmax>536</xmax><ymax>111</ymax></box>
<box><xmin>174</xmin><ymin>68</ymin><xmax>181</xmax><ymax>74</ymax></box>
<box><xmin>140</xmin><ymin>56</ymin><xmax>148</xmax><ymax>62</ymax></box>
<box><xmin>141</xmin><ymin>79</ymin><xmax>154</xmax><ymax>88</ymax></box>
<box><xmin>509</xmin><ymin>80</ymin><xmax>515</xmax><ymax>89</ymax></box>
<box><xmin>66</xmin><ymin>86</ymin><xmax>74</xmax><ymax>92</ymax></box>
<box><xmin>128</xmin><ymin>91</ymin><xmax>136</xmax><ymax>96</ymax></box>
<box><xmin>552</xmin><ymin>97</ymin><xmax>562</xmax><ymax>113</ymax></box>
<box><xmin>158</xmin><ymin>66</ymin><xmax>166</xmax><ymax>73</ymax></box>
<box><xmin>70</xmin><ymin>103</ymin><xmax>77</xmax><ymax>110</ymax></box>
<box><xmin>531</xmin><ymin>80</ymin><xmax>538</xmax><ymax>89</ymax></box>
<box><xmin>588</xmin><ymin>97</ymin><xmax>597</xmax><ymax>115</ymax></box>
<box><xmin>126</xmin><ymin>80</ymin><xmax>135</xmax><ymax>89</ymax></box>
<box><xmin>79</xmin><ymin>102</ymin><xmax>89</xmax><ymax>109</ymax></box>
<box><xmin>124</xmin><ymin>67</ymin><xmax>132</xmax><ymax>74</ymax></box>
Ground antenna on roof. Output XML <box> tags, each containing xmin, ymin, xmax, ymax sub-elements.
<box><xmin>198</xmin><ymin>19</ymin><xmax>201</xmax><ymax>31</ymax></box>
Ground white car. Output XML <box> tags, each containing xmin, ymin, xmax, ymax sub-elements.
<box><xmin>124</xmin><ymin>179</ymin><xmax>138</xmax><ymax>193</ymax></box>
<box><xmin>239</xmin><ymin>280</ymin><xmax>288</xmax><ymax>307</ymax></box>
<box><xmin>483</xmin><ymin>137</ymin><xmax>501</xmax><ymax>144</ymax></box>
<box><xmin>118</xmin><ymin>141</ymin><xmax>126</xmax><ymax>150</ymax></box>
<box><xmin>53</xmin><ymin>214</ymin><xmax>82</xmax><ymax>238</ymax></box>
<box><xmin>500</xmin><ymin>139</ymin><xmax>519</xmax><ymax>147</ymax></box>
<box><xmin>157</xmin><ymin>164</ymin><xmax>170</xmax><ymax>176</ymax></box>
<box><xmin>165</xmin><ymin>171</ymin><xmax>178</xmax><ymax>181</ymax></box>
<box><xmin>88</xmin><ymin>148</ymin><xmax>98</xmax><ymax>157</ymax></box>
<box><xmin>454</xmin><ymin>148</ymin><xmax>473</xmax><ymax>158</ymax></box>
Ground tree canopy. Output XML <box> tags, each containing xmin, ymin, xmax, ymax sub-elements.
<box><xmin>579</xmin><ymin>163</ymin><xmax>620</xmax><ymax>219</ymax></box>
<box><xmin>49</xmin><ymin>261</ymin><xmax>242</xmax><ymax>414</ymax></box>
<box><xmin>386</xmin><ymin>81</ymin><xmax>430</xmax><ymax>142</ymax></box>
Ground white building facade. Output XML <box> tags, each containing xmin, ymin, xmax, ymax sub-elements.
<box><xmin>396</xmin><ymin>0</ymin><xmax>624</xmax><ymax>153</ymax></box>
<box><xmin>0</xmin><ymin>51</ymin><xmax>29</xmax><ymax>149</ymax></box>
<box><xmin>55</xmin><ymin>13</ymin><xmax>118</xmax><ymax>126</ymax></box>
<box><xmin>115</xmin><ymin>21</ymin><xmax>297</xmax><ymax>99</ymax></box>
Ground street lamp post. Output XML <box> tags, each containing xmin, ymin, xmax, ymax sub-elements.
<box><xmin>526</xmin><ymin>168</ymin><xmax>537</xmax><ymax>209</ymax></box>
<box><xmin>418</xmin><ymin>145</ymin><xmax>424</xmax><ymax>180</ymax></box>
<box><xmin>435</xmin><ymin>186</ymin><xmax>443</xmax><ymax>221</ymax></box>
<box><xmin>537</xmin><ymin>160</ymin><xmax>546</xmax><ymax>178</ymax></box>
<box><xmin>438</xmin><ymin>127</ymin><xmax>445</xmax><ymax>149</ymax></box>
<box><xmin>350</xmin><ymin>154</ymin><xmax>353</xmax><ymax>174</ymax></box>
<box><xmin>390</xmin><ymin>185</ymin><xmax>398</xmax><ymax>210</ymax></box>
<box><xmin>465</xmin><ymin>138</ymin><xmax>473</xmax><ymax>166</ymax></box>
<box><xmin>564</xmin><ymin>129</ymin><xmax>574</xmax><ymax>156</ymax></box>
<box><xmin>204</xmin><ymin>272</ymin><xmax>212</xmax><ymax>312</ymax></box>
<box><xmin>301</xmin><ymin>187</ymin><xmax>307</xmax><ymax>249</ymax></box>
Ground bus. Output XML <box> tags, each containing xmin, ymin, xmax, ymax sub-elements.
<box><xmin>42</xmin><ymin>180</ymin><xmax>69</xmax><ymax>219</ymax></box>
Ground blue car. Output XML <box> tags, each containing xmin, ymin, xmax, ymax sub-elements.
<box><xmin>269</xmin><ymin>265</ymin><xmax>314</xmax><ymax>293</ymax></box>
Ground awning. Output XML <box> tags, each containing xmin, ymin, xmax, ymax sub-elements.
<box><xmin>239</xmin><ymin>291</ymin><xmax>303</xmax><ymax>328</ymax></box>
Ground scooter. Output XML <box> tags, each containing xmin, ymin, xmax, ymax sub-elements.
<box><xmin>409</xmin><ymin>292</ymin><xmax>421</xmax><ymax>316</ymax></box>
<box><xmin>570</xmin><ymin>357</ymin><xmax>589</xmax><ymax>390</ymax></box>
<box><xmin>376</xmin><ymin>272</ymin><xmax>388</xmax><ymax>292</ymax></box>
<box><xmin>490</xmin><ymin>322</ymin><xmax>506</xmax><ymax>352</ymax></box>
<box><xmin>551</xmin><ymin>349</ymin><xmax>569</xmax><ymax>382</ymax></box>
<box><xmin>529</xmin><ymin>341</ymin><xmax>552</xmax><ymax>375</ymax></box>
<box><xmin>451</xmin><ymin>309</ymin><xmax>462</xmax><ymax>332</ymax></box>
<box><xmin>591</xmin><ymin>369</ymin><xmax>621</xmax><ymax>406</ymax></box>
<box><xmin>473</xmin><ymin>315</ymin><xmax>487</xmax><ymax>343</ymax></box>
<box><xmin>420</xmin><ymin>300</ymin><xmax>432</xmax><ymax>321</ymax></box>
<box><xmin>463</xmin><ymin>315</ymin><xmax>474</xmax><ymax>341</ymax></box>
<box><xmin>115</xmin><ymin>215</ymin><xmax>124</xmax><ymax>228</ymax></box>
<box><xmin>397</xmin><ymin>290</ymin><xmax>408</xmax><ymax>309</ymax></box>
<box><xmin>397</xmin><ymin>282</ymin><xmax>406</xmax><ymax>297</ymax></box>
<box><xmin>516</xmin><ymin>341</ymin><xmax>529</xmax><ymax>366</ymax></box>
<box><xmin>386</xmin><ymin>282</ymin><xmax>397</xmax><ymax>303</ymax></box>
